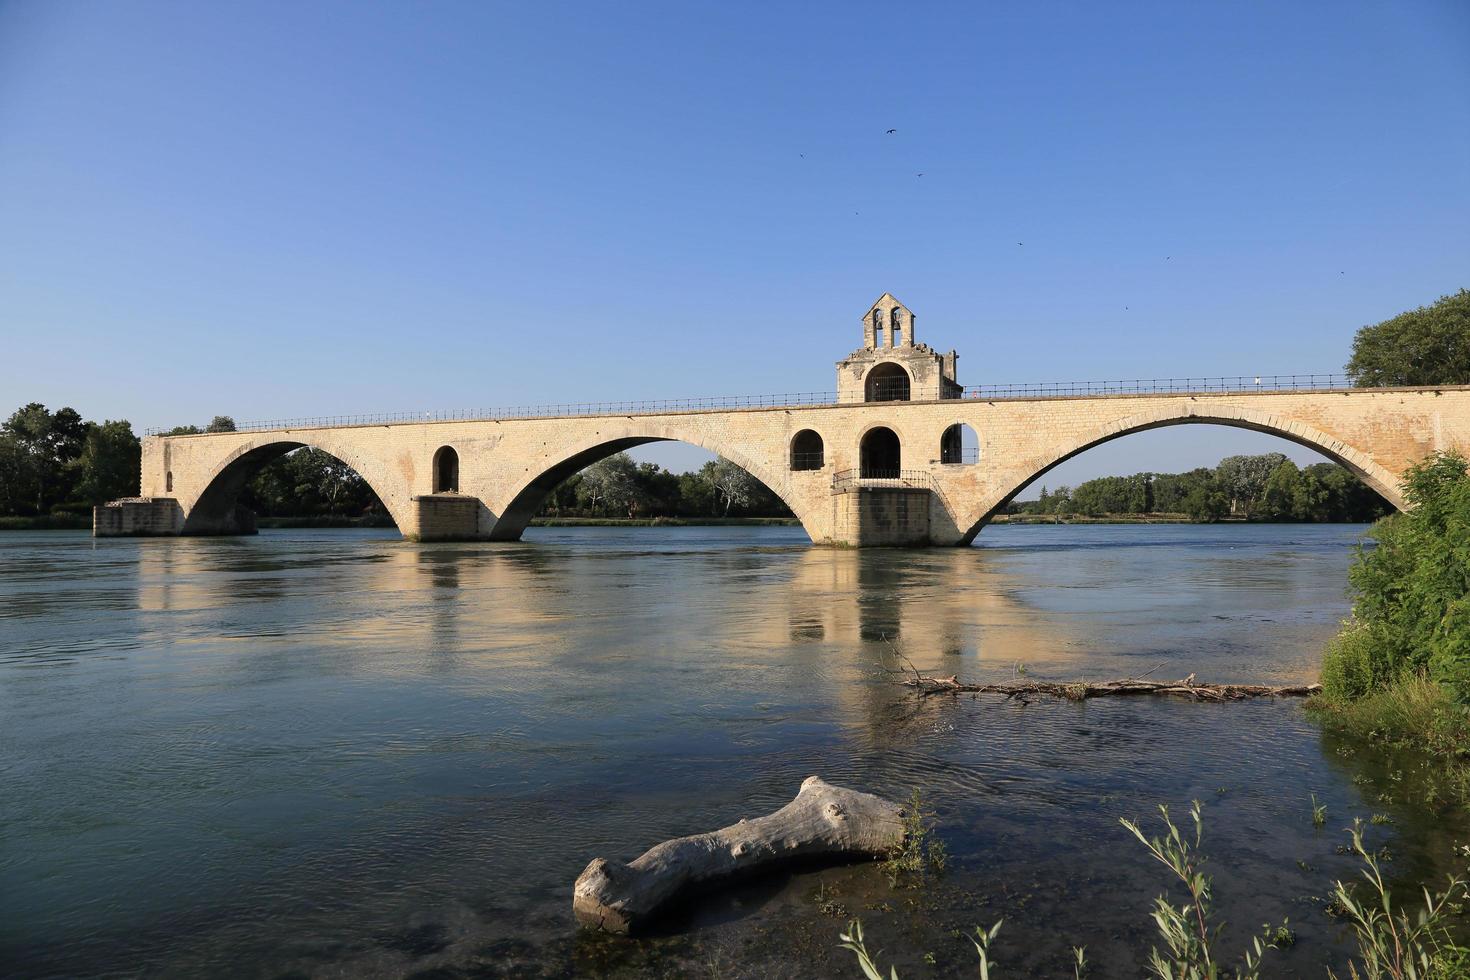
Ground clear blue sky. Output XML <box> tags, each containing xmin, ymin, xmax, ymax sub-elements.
<box><xmin>2</xmin><ymin>1</ymin><xmax>1466</xmax><ymax>486</ymax></box>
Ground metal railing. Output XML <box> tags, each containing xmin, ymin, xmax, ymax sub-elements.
<box><xmin>959</xmin><ymin>374</ymin><xmax>1350</xmax><ymax>400</ymax></box>
<box><xmin>866</xmin><ymin>378</ymin><xmax>912</xmax><ymax>402</ymax></box>
<box><xmin>790</xmin><ymin>452</ymin><xmax>826</xmax><ymax>471</ymax></box>
<box><xmin>832</xmin><ymin>468</ymin><xmax>936</xmax><ymax>492</ymax></box>
<box><xmin>940</xmin><ymin>447</ymin><xmax>980</xmax><ymax>465</ymax></box>
<box><xmin>144</xmin><ymin>373</ymin><xmax>1358</xmax><ymax>435</ymax></box>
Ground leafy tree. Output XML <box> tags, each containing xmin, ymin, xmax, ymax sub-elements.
<box><xmin>206</xmin><ymin>416</ymin><xmax>237</xmax><ymax>433</ymax></box>
<box><xmin>0</xmin><ymin>433</ymin><xmax>26</xmax><ymax>516</ymax></box>
<box><xmin>163</xmin><ymin>425</ymin><xmax>202</xmax><ymax>436</ymax></box>
<box><xmin>577</xmin><ymin>453</ymin><xmax>641</xmax><ymax>516</ymax></box>
<box><xmin>1259</xmin><ymin>459</ymin><xmax>1302</xmax><ymax>521</ymax></box>
<box><xmin>76</xmin><ymin>420</ymin><xmax>141</xmax><ymax>504</ymax></box>
<box><xmin>2</xmin><ymin>403</ymin><xmax>87</xmax><ymax>514</ymax></box>
<box><xmin>1347</xmin><ymin>289</ymin><xmax>1470</xmax><ymax>387</ymax></box>
<box><xmin>701</xmin><ymin>458</ymin><xmax>759</xmax><ymax>516</ymax></box>
<box><xmin>1214</xmin><ymin>453</ymin><xmax>1286</xmax><ymax>518</ymax></box>
<box><xmin>1320</xmin><ymin>452</ymin><xmax>1470</xmax><ymax>700</ymax></box>
<box><xmin>676</xmin><ymin>470</ymin><xmax>715</xmax><ymax>516</ymax></box>
<box><xmin>1182</xmin><ymin>484</ymin><xmax>1229</xmax><ymax>522</ymax></box>
<box><xmin>240</xmin><ymin>448</ymin><xmax>385</xmax><ymax>518</ymax></box>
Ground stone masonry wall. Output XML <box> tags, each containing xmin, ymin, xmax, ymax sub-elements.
<box><xmin>120</xmin><ymin>386</ymin><xmax>1470</xmax><ymax>546</ymax></box>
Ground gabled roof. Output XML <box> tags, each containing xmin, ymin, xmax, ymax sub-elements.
<box><xmin>866</xmin><ymin>292</ymin><xmax>909</xmax><ymax>313</ymax></box>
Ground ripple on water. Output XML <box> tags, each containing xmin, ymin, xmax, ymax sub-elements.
<box><xmin>1</xmin><ymin>524</ymin><xmax>1457</xmax><ymax>979</ymax></box>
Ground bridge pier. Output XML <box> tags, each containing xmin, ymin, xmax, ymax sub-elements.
<box><xmin>829</xmin><ymin>485</ymin><xmax>933</xmax><ymax>547</ymax></box>
<box><xmin>406</xmin><ymin>494</ymin><xmax>488</xmax><ymax>542</ymax></box>
<box><xmin>93</xmin><ymin>498</ymin><xmax>185</xmax><ymax>536</ymax></box>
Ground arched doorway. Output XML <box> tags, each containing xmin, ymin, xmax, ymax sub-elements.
<box><xmin>433</xmin><ymin>446</ymin><xmax>460</xmax><ymax>493</ymax></box>
<box><xmin>790</xmin><ymin>430</ymin><xmax>825</xmax><ymax>470</ymax></box>
<box><xmin>860</xmin><ymin>427</ymin><xmax>901</xmax><ymax>478</ymax></box>
<box><xmin>865</xmin><ymin>363</ymin><xmax>911</xmax><ymax>402</ymax></box>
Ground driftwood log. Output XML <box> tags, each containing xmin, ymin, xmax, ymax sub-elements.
<box><xmin>572</xmin><ymin>776</ymin><xmax>903</xmax><ymax>934</ymax></box>
<box><xmin>903</xmin><ymin>673</ymin><xmax>1321</xmax><ymax>702</ymax></box>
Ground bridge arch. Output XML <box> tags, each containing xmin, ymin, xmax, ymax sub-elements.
<box><xmin>181</xmin><ymin>436</ymin><xmax>411</xmax><ymax>535</ymax></box>
<box><xmin>955</xmin><ymin>402</ymin><xmax>1405</xmax><ymax>545</ymax></box>
<box><xmin>489</xmin><ymin>420</ymin><xmax>822</xmax><ymax>542</ymax></box>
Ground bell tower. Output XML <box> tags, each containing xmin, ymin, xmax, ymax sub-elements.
<box><xmin>837</xmin><ymin>293</ymin><xmax>961</xmax><ymax>403</ymax></box>
<box><xmin>863</xmin><ymin>293</ymin><xmax>915</xmax><ymax>350</ymax></box>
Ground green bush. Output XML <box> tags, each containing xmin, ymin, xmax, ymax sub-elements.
<box><xmin>1321</xmin><ymin>452</ymin><xmax>1470</xmax><ymax>702</ymax></box>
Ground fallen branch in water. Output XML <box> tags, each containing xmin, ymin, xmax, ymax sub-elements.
<box><xmin>878</xmin><ymin>635</ymin><xmax>1319</xmax><ymax>702</ymax></box>
<box><xmin>902</xmin><ymin>674</ymin><xmax>1321</xmax><ymax>702</ymax></box>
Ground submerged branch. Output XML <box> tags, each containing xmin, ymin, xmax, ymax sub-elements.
<box><xmin>902</xmin><ymin>673</ymin><xmax>1320</xmax><ymax>702</ymax></box>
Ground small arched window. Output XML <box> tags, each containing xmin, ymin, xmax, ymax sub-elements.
<box><xmin>890</xmin><ymin>308</ymin><xmax>903</xmax><ymax>346</ymax></box>
<box><xmin>790</xmin><ymin>430</ymin><xmax>825</xmax><ymax>471</ymax></box>
<box><xmin>940</xmin><ymin>423</ymin><xmax>978</xmax><ymax>465</ymax></box>
<box><xmin>433</xmin><ymin>446</ymin><xmax>460</xmax><ymax>493</ymax></box>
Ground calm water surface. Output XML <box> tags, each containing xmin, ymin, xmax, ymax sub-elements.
<box><xmin>2</xmin><ymin>524</ymin><xmax>1465</xmax><ymax>978</ymax></box>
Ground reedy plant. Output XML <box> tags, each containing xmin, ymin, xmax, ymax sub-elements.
<box><xmin>1327</xmin><ymin>821</ymin><xmax>1469</xmax><ymax>980</ymax></box>
<box><xmin>1119</xmin><ymin>801</ymin><xmax>1276</xmax><ymax>980</ymax></box>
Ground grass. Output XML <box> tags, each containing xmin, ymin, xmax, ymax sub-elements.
<box><xmin>838</xmin><ymin>803</ymin><xmax>1469</xmax><ymax>979</ymax></box>
<box><xmin>1308</xmin><ymin>675</ymin><xmax>1470</xmax><ymax>804</ymax></box>
<box><xmin>881</xmin><ymin>789</ymin><xmax>948</xmax><ymax>887</ymax></box>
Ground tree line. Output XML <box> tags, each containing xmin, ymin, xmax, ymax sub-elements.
<box><xmin>538</xmin><ymin>453</ymin><xmax>792</xmax><ymax>519</ymax></box>
<box><xmin>1011</xmin><ymin>453</ymin><xmax>1390</xmax><ymax>523</ymax></box>
<box><xmin>0</xmin><ymin>403</ymin><xmax>142</xmax><ymax>517</ymax></box>
<box><xmin>221</xmin><ymin>449</ymin><xmax>795</xmax><ymax>522</ymax></box>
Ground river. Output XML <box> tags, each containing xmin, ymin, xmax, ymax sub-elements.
<box><xmin>2</xmin><ymin>524</ymin><xmax>1464</xmax><ymax>978</ymax></box>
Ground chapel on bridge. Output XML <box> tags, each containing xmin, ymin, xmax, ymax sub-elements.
<box><xmin>835</xmin><ymin>293</ymin><xmax>962</xmax><ymax>403</ymax></box>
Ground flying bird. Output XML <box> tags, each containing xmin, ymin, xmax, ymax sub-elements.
<box><xmin>916</xmin><ymin>172</ymin><xmax>924</xmax><ymax>177</ymax></box>
<box><xmin>885</xmin><ymin>128</ymin><xmax>897</xmax><ymax>134</ymax></box>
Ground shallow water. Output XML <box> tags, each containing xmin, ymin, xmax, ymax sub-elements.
<box><xmin>2</xmin><ymin>524</ymin><xmax>1464</xmax><ymax>978</ymax></box>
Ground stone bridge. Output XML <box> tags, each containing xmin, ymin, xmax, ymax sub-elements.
<box><xmin>94</xmin><ymin>295</ymin><xmax>1470</xmax><ymax>546</ymax></box>
<box><xmin>96</xmin><ymin>384</ymin><xmax>1470</xmax><ymax>547</ymax></box>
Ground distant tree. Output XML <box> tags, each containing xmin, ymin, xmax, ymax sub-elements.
<box><xmin>206</xmin><ymin>416</ymin><xmax>237</xmax><ymax>433</ymax></box>
<box><xmin>701</xmin><ymin>458</ymin><xmax>759</xmax><ymax>516</ymax></box>
<box><xmin>1182</xmin><ymin>485</ymin><xmax>1229</xmax><ymax>522</ymax></box>
<box><xmin>1214</xmin><ymin>453</ymin><xmax>1287</xmax><ymax>518</ymax></box>
<box><xmin>241</xmin><ymin>448</ymin><xmax>384</xmax><ymax>518</ymax></box>
<box><xmin>76</xmin><ymin>420</ymin><xmax>141</xmax><ymax>504</ymax></box>
<box><xmin>162</xmin><ymin>425</ymin><xmax>202</xmax><ymax>436</ymax></box>
<box><xmin>2</xmin><ymin>403</ymin><xmax>87</xmax><ymax>514</ymax></box>
<box><xmin>578</xmin><ymin>453</ymin><xmax>640</xmax><ymax>515</ymax></box>
<box><xmin>1260</xmin><ymin>459</ymin><xmax>1303</xmax><ymax>521</ymax></box>
<box><xmin>1347</xmin><ymin>289</ymin><xmax>1470</xmax><ymax>387</ymax></box>
<box><xmin>677</xmin><ymin>470</ymin><xmax>715</xmax><ymax>516</ymax></box>
<box><xmin>0</xmin><ymin>433</ymin><xmax>25</xmax><ymax>515</ymax></box>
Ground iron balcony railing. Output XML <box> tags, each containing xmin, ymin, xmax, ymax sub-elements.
<box><xmin>832</xmin><ymin>468</ymin><xmax>937</xmax><ymax>492</ymax></box>
<box><xmin>939</xmin><ymin>446</ymin><xmax>981</xmax><ymax>465</ymax></box>
<box><xmin>866</xmin><ymin>378</ymin><xmax>912</xmax><ymax>401</ymax></box>
<box><xmin>144</xmin><ymin>373</ymin><xmax>1357</xmax><ymax>435</ymax></box>
<box><xmin>790</xmin><ymin>452</ymin><xmax>826</xmax><ymax>471</ymax></box>
<box><xmin>959</xmin><ymin>374</ymin><xmax>1350</xmax><ymax>399</ymax></box>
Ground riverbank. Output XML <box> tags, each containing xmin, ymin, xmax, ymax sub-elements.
<box><xmin>0</xmin><ymin>515</ymin><xmax>90</xmax><ymax>530</ymax></box>
<box><xmin>992</xmin><ymin>512</ymin><xmax>1196</xmax><ymax>525</ymax></box>
<box><xmin>530</xmin><ymin>516</ymin><xmax>799</xmax><ymax>527</ymax></box>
